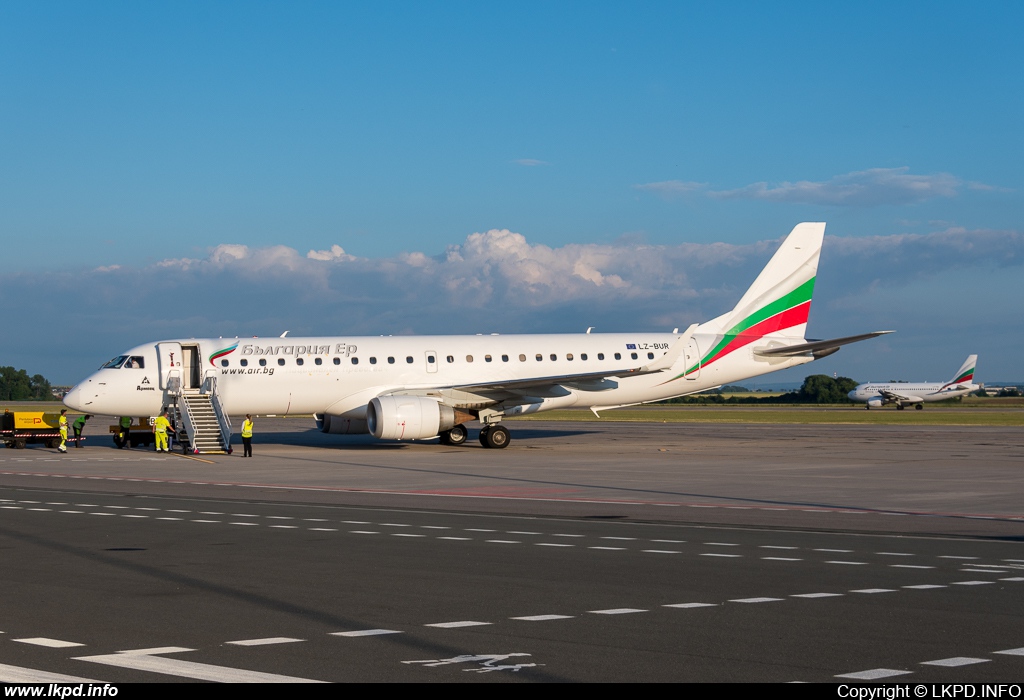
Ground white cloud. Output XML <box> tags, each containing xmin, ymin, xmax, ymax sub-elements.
<box><xmin>637</xmin><ymin>168</ymin><xmax>1000</xmax><ymax>206</ymax></box>
<box><xmin>307</xmin><ymin>244</ymin><xmax>355</xmax><ymax>262</ymax></box>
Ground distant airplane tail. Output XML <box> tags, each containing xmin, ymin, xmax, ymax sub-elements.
<box><xmin>943</xmin><ymin>355</ymin><xmax>978</xmax><ymax>389</ymax></box>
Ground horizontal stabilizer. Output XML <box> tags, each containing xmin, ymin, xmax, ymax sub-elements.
<box><xmin>754</xmin><ymin>331</ymin><xmax>893</xmax><ymax>357</ymax></box>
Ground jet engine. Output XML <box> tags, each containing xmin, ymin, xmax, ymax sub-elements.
<box><xmin>366</xmin><ymin>396</ymin><xmax>463</xmax><ymax>440</ymax></box>
<box><xmin>866</xmin><ymin>397</ymin><xmax>884</xmax><ymax>408</ymax></box>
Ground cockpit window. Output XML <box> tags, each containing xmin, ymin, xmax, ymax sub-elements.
<box><xmin>126</xmin><ymin>356</ymin><xmax>144</xmax><ymax>368</ymax></box>
<box><xmin>101</xmin><ymin>355</ymin><xmax>129</xmax><ymax>369</ymax></box>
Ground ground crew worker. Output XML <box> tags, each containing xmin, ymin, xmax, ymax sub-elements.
<box><xmin>241</xmin><ymin>414</ymin><xmax>254</xmax><ymax>457</ymax></box>
<box><xmin>118</xmin><ymin>416</ymin><xmax>132</xmax><ymax>449</ymax></box>
<box><xmin>58</xmin><ymin>409</ymin><xmax>68</xmax><ymax>453</ymax></box>
<box><xmin>72</xmin><ymin>414</ymin><xmax>91</xmax><ymax>448</ymax></box>
<box><xmin>153</xmin><ymin>411</ymin><xmax>172</xmax><ymax>453</ymax></box>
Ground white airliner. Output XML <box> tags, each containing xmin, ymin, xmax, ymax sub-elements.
<box><xmin>64</xmin><ymin>223</ymin><xmax>889</xmax><ymax>450</ymax></box>
<box><xmin>847</xmin><ymin>355</ymin><xmax>979</xmax><ymax>410</ymax></box>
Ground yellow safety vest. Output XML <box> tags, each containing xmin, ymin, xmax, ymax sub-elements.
<box><xmin>154</xmin><ymin>416</ymin><xmax>171</xmax><ymax>434</ymax></box>
<box><xmin>242</xmin><ymin>420</ymin><xmax>253</xmax><ymax>438</ymax></box>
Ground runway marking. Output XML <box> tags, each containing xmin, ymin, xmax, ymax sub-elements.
<box><xmin>951</xmin><ymin>581</ymin><xmax>993</xmax><ymax>586</ymax></box>
<box><xmin>380</xmin><ymin>522</ymin><xmax>411</xmax><ymax>527</ymax></box>
<box><xmin>465</xmin><ymin>528</ymin><xmax>495</xmax><ymax>532</ymax></box>
<box><xmin>267</xmin><ymin>516</ymin><xmax>293</xmax><ymax>520</ymax></box>
<box><xmin>903</xmin><ymin>585</ymin><xmax>946</xmax><ymax>589</ymax></box>
<box><xmin>815</xmin><ymin>548</ymin><xmax>852</xmax><ymax>553</ymax></box>
<box><xmin>14</xmin><ymin>637</ymin><xmax>84</xmax><ymax>648</ymax></box>
<box><xmin>890</xmin><ymin>565</ymin><xmax>934</xmax><ymax>569</ymax></box>
<box><xmin>994</xmin><ymin>648</ymin><xmax>1024</xmax><ymax>656</ymax></box>
<box><xmin>664</xmin><ymin>603</ymin><xmax>717</xmax><ymax>609</ymax></box>
<box><xmin>643</xmin><ymin>550</ymin><xmax>681</xmax><ymax>554</ymax></box>
<box><xmin>487</xmin><ymin>540</ymin><xmax>520</xmax><ymax>544</ymax></box>
<box><xmin>0</xmin><ymin>663</ymin><xmax>101</xmax><ymax>683</ymax></box>
<box><xmin>425</xmin><ymin>621</ymin><xmax>492</xmax><ymax>628</ymax></box>
<box><xmin>939</xmin><ymin>556</ymin><xmax>978</xmax><ymax>560</ymax></box>
<box><xmin>391</xmin><ymin>533</ymin><xmax>425</xmax><ymax>538</ymax></box>
<box><xmin>961</xmin><ymin>568</ymin><xmax>1005</xmax><ymax>573</ymax></box>
<box><xmin>229</xmin><ymin>522</ymin><xmax>259</xmax><ymax>526</ymax></box>
<box><xmin>232</xmin><ymin>513</ymin><xmax>259</xmax><ymax>518</ymax></box>
<box><xmin>511</xmin><ymin>615</ymin><xmax>573</xmax><ymax>621</ymax></box>
<box><xmin>351</xmin><ymin>531</ymin><xmax>379</xmax><ymax>534</ymax></box>
<box><xmin>192</xmin><ymin>519</ymin><xmax>220</xmax><ymax>523</ymax></box>
<box><xmin>877</xmin><ymin>552</ymin><xmax>914</xmax><ymax>556</ymax></box>
<box><xmin>826</xmin><ymin>561</ymin><xmax>867</xmax><ymax>565</ymax></box>
<box><xmin>760</xmin><ymin>545</ymin><xmax>797</xmax><ymax>550</ymax></box>
<box><xmin>701</xmin><ymin>553</ymin><xmax>741</xmax><ymax>558</ymax></box>
<box><xmin>331</xmin><ymin>629</ymin><xmax>402</xmax><ymax>637</ymax></box>
<box><xmin>836</xmin><ymin>668</ymin><xmax>912</xmax><ymax>680</ymax></box>
<box><xmin>507</xmin><ymin>531</ymin><xmax>540</xmax><ymax>535</ymax></box>
<box><xmin>588</xmin><ymin>608</ymin><xmax>646</xmax><ymax>615</ymax></box>
<box><xmin>341</xmin><ymin>520</ymin><xmax>369</xmax><ymax>524</ymax></box>
<box><xmin>89</xmin><ymin>512</ymin><xmax>115</xmax><ymax>516</ymax></box>
<box><xmin>729</xmin><ymin>597</ymin><xmax>783</xmax><ymax>604</ymax></box>
<box><xmin>850</xmin><ymin>589</ymin><xmax>896</xmax><ymax>594</ymax></box>
<box><xmin>308</xmin><ymin>528</ymin><xmax>337</xmax><ymax>531</ymax></box>
<box><xmin>651</xmin><ymin>539</ymin><xmax>685</xmax><ymax>543</ymax></box>
<box><xmin>421</xmin><ymin>525</ymin><xmax>449</xmax><ymax>530</ymax></box>
<box><xmin>270</xmin><ymin>525</ymin><xmax>298</xmax><ymax>529</ymax></box>
<box><xmin>705</xmin><ymin>542</ymin><xmax>739</xmax><ymax>546</ymax></box>
<box><xmin>601</xmin><ymin>537</ymin><xmax>635</xmax><ymax>541</ymax></box>
<box><xmin>763</xmin><ymin>557</ymin><xmax>802</xmax><ymax>561</ymax></box>
<box><xmin>1001</xmin><ymin>577</ymin><xmax>1024</xmax><ymax>581</ymax></box>
<box><xmin>552</xmin><ymin>533</ymin><xmax>584</xmax><ymax>538</ymax></box>
<box><xmin>589</xmin><ymin>546</ymin><xmax>625</xmax><ymax>551</ymax></box>
<box><xmin>438</xmin><ymin>536</ymin><xmax>471</xmax><ymax>541</ymax></box>
<box><xmin>921</xmin><ymin>657</ymin><xmax>989</xmax><ymax>667</ymax></box>
<box><xmin>75</xmin><ymin>651</ymin><xmax>324</xmax><ymax>683</ymax></box>
<box><xmin>791</xmin><ymin>593</ymin><xmax>843</xmax><ymax>598</ymax></box>
<box><xmin>172</xmin><ymin>453</ymin><xmax>217</xmax><ymax>465</ymax></box>
<box><xmin>226</xmin><ymin>637</ymin><xmax>304</xmax><ymax>646</ymax></box>
<box><xmin>536</xmin><ymin>543</ymin><xmax>574</xmax><ymax>547</ymax></box>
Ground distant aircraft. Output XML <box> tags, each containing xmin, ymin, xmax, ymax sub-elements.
<box><xmin>848</xmin><ymin>355</ymin><xmax>979</xmax><ymax>410</ymax></box>
<box><xmin>64</xmin><ymin>222</ymin><xmax>889</xmax><ymax>450</ymax></box>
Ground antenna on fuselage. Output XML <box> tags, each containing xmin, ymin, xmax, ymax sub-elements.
<box><xmin>586</xmin><ymin>327</ymin><xmax>594</xmax><ymax>334</ymax></box>
<box><xmin>280</xmin><ymin>331</ymin><xmax>289</xmax><ymax>338</ymax></box>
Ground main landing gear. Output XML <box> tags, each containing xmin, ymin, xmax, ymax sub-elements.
<box><xmin>438</xmin><ymin>423</ymin><xmax>511</xmax><ymax>449</ymax></box>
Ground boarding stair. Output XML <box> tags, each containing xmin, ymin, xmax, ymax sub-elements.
<box><xmin>169</xmin><ymin>370</ymin><xmax>233</xmax><ymax>454</ymax></box>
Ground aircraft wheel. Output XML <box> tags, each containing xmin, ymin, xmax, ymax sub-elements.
<box><xmin>478</xmin><ymin>426</ymin><xmax>491</xmax><ymax>447</ymax></box>
<box><xmin>896</xmin><ymin>404</ymin><xmax>905</xmax><ymax>410</ymax></box>
<box><xmin>483</xmin><ymin>424</ymin><xmax>510</xmax><ymax>449</ymax></box>
<box><xmin>915</xmin><ymin>404</ymin><xmax>923</xmax><ymax>410</ymax></box>
<box><xmin>446</xmin><ymin>424</ymin><xmax>468</xmax><ymax>446</ymax></box>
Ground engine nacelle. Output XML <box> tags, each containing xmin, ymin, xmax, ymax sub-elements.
<box><xmin>866</xmin><ymin>397</ymin><xmax>884</xmax><ymax>408</ymax></box>
<box><xmin>315</xmin><ymin>412</ymin><xmax>368</xmax><ymax>435</ymax></box>
<box><xmin>366</xmin><ymin>396</ymin><xmax>459</xmax><ymax>440</ymax></box>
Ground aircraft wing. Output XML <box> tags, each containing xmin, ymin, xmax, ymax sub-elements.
<box><xmin>879</xmin><ymin>388</ymin><xmax>919</xmax><ymax>403</ymax></box>
<box><xmin>754</xmin><ymin>331</ymin><xmax>893</xmax><ymax>358</ymax></box>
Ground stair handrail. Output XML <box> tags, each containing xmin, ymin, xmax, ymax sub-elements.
<box><xmin>177</xmin><ymin>396</ymin><xmax>198</xmax><ymax>453</ymax></box>
<box><xmin>203</xmin><ymin>369</ymin><xmax>233</xmax><ymax>452</ymax></box>
<box><xmin>166</xmin><ymin>369</ymin><xmax>181</xmax><ymax>398</ymax></box>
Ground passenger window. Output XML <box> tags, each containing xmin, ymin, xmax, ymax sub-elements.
<box><xmin>485</xmin><ymin>355</ymin><xmax>492</xmax><ymax>362</ymax></box>
<box><xmin>370</xmin><ymin>357</ymin><xmax>377</xmax><ymax>365</ymax></box>
<box><xmin>241</xmin><ymin>359</ymin><xmax>248</xmax><ymax>367</ymax></box>
<box><xmin>598</xmin><ymin>353</ymin><xmax>605</xmax><ymax>360</ymax></box>
<box><xmin>388</xmin><ymin>357</ymin><xmax>395</xmax><ymax>364</ymax></box>
<box><xmin>314</xmin><ymin>358</ymin><xmax>322</xmax><ymax>366</ymax></box>
<box><xmin>581</xmin><ymin>354</ymin><xmax>588</xmax><ymax>361</ymax></box>
<box><xmin>502</xmin><ymin>355</ymin><xmax>509</xmax><ymax>362</ymax></box>
<box><xmin>647</xmin><ymin>352</ymin><xmax>654</xmax><ymax>360</ymax></box>
<box><xmin>333</xmin><ymin>357</ymin><xmax>341</xmax><ymax>365</ymax></box>
<box><xmin>566</xmin><ymin>353</ymin><xmax>574</xmax><ymax>361</ymax></box>
<box><xmin>466</xmin><ymin>355</ymin><xmax>474</xmax><ymax>363</ymax></box>
<box><xmin>550</xmin><ymin>354</ymin><xmax>557</xmax><ymax>361</ymax></box>
<box><xmin>536</xmin><ymin>354</ymin><xmax>543</xmax><ymax>361</ymax></box>
<box><xmin>221</xmin><ymin>360</ymin><xmax>229</xmax><ymax>367</ymax></box>
<box><xmin>406</xmin><ymin>356</ymin><xmax>413</xmax><ymax>364</ymax></box>
<box><xmin>447</xmin><ymin>355</ymin><xmax>454</xmax><ymax>363</ymax></box>
<box><xmin>614</xmin><ymin>353</ymin><xmax>621</xmax><ymax>360</ymax></box>
<box><xmin>428</xmin><ymin>356</ymin><xmax>435</xmax><ymax>364</ymax></box>
<box><xmin>260</xmin><ymin>359</ymin><xmax>267</xmax><ymax>367</ymax></box>
<box><xmin>351</xmin><ymin>357</ymin><xmax>359</xmax><ymax>365</ymax></box>
<box><xmin>519</xmin><ymin>354</ymin><xmax>526</xmax><ymax>362</ymax></box>
<box><xmin>296</xmin><ymin>358</ymin><xmax>304</xmax><ymax>366</ymax></box>
<box><xmin>631</xmin><ymin>352</ymin><xmax>638</xmax><ymax>360</ymax></box>
<box><xmin>278</xmin><ymin>358</ymin><xmax>286</xmax><ymax>366</ymax></box>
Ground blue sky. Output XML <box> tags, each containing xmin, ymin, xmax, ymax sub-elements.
<box><xmin>1</xmin><ymin>2</ymin><xmax>1021</xmax><ymax>385</ymax></box>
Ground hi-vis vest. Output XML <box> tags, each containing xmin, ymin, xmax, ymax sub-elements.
<box><xmin>242</xmin><ymin>420</ymin><xmax>253</xmax><ymax>438</ymax></box>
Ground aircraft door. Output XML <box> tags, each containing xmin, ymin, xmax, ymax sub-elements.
<box><xmin>425</xmin><ymin>351</ymin><xmax>438</xmax><ymax>373</ymax></box>
<box><xmin>156</xmin><ymin>342</ymin><xmax>183</xmax><ymax>390</ymax></box>
<box><xmin>182</xmin><ymin>345</ymin><xmax>202</xmax><ymax>390</ymax></box>
<box><xmin>684</xmin><ymin>337</ymin><xmax>701</xmax><ymax>379</ymax></box>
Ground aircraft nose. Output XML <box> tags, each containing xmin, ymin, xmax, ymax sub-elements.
<box><xmin>847</xmin><ymin>389</ymin><xmax>858</xmax><ymax>400</ymax></box>
<box><xmin>63</xmin><ymin>385</ymin><xmax>84</xmax><ymax>411</ymax></box>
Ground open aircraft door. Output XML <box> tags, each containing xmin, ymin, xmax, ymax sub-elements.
<box><xmin>156</xmin><ymin>342</ymin><xmax>183</xmax><ymax>390</ymax></box>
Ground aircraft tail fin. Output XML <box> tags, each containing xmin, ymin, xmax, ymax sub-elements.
<box><xmin>701</xmin><ymin>222</ymin><xmax>823</xmax><ymax>341</ymax></box>
<box><xmin>945</xmin><ymin>355</ymin><xmax>978</xmax><ymax>387</ymax></box>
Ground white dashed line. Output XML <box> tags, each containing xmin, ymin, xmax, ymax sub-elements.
<box><xmin>589</xmin><ymin>547</ymin><xmax>625</xmax><ymax>551</ymax></box>
<box><xmin>826</xmin><ymin>561</ymin><xmax>867</xmax><ymax>566</ymax></box>
<box><xmin>226</xmin><ymin>637</ymin><xmax>304</xmax><ymax>646</ymax></box>
<box><xmin>994</xmin><ymin>648</ymin><xmax>1024</xmax><ymax>656</ymax></box>
<box><xmin>791</xmin><ymin>593</ymin><xmax>843</xmax><ymax>599</ymax></box>
<box><xmin>425</xmin><ymin>621</ymin><xmax>492</xmax><ymax>628</ymax></box>
<box><xmin>664</xmin><ymin>603</ymin><xmax>717</xmax><ymax>609</ymax></box>
<box><xmin>763</xmin><ymin>557</ymin><xmax>802</xmax><ymax>562</ymax></box>
<box><xmin>837</xmin><ymin>669</ymin><xmax>912</xmax><ymax>680</ymax></box>
<box><xmin>701</xmin><ymin>553</ymin><xmax>741</xmax><ymax>558</ymax></box>
<box><xmin>730</xmin><ymin>598</ymin><xmax>783</xmax><ymax>604</ymax></box>
<box><xmin>921</xmin><ymin>657</ymin><xmax>989</xmax><ymax>667</ymax></box>
<box><xmin>14</xmin><ymin>638</ymin><xmax>84</xmax><ymax>648</ymax></box>
<box><xmin>332</xmin><ymin>629</ymin><xmax>401</xmax><ymax>637</ymax></box>
<box><xmin>903</xmin><ymin>585</ymin><xmax>946</xmax><ymax>590</ymax></box>
<box><xmin>588</xmin><ymin>608</ymin><xmax>646</xmax><ymax>615</ymax></box>
<box><xmin>951</xmin><ymin>581</ymin><xmax>993</xmax><ymax>586</ymax></box>
<box><xmin>511</xmin><ymin>615</ymin><xmax>573</xmax><ymax>621</ymax></box>
<box><xmin>850</xmin><ymin>589</ymin><xmax>896</xmax><ymax>594</ymax></box>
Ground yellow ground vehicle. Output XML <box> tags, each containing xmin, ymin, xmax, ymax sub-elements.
<box><xmin>1</xmin><ymin>410</ymin><xmax>64</xmax><ymax>449</ymax></box>
<box><xmin>109</xmin><ymin>417</ymin><xmax>157</xmax><ymax>448</ymax></box>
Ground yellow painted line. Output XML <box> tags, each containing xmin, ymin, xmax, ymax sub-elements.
<box><xmin>171</xmin><ymin>453</ymin><xmax>218</xmax><ymax>465</ymax></box>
